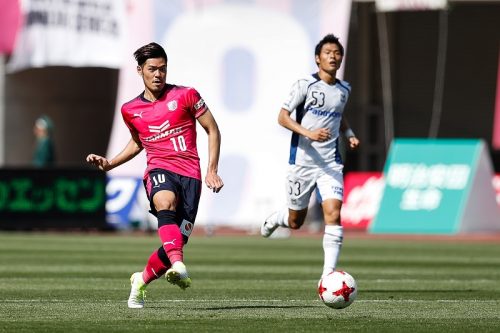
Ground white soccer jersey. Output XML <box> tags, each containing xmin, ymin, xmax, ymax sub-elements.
<box><xmin>283</xmin><ymin>73</ymin><xmax>351</xmax><ymax>168</ymax></box>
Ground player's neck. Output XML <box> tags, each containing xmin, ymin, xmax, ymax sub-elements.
<box><xmin>317</xmin><ymin>70</ymin><xmax>337</xmax><ymax>85</ymax></box>
<box><xmin>143</xmin><ymin>86</ymin><xmax>166</xmax><ymax>102</ymax></box>
<box><xmin>143</xmin><ymin>90</ymin><xmax>159</xmax><ymax>102</ymax></box>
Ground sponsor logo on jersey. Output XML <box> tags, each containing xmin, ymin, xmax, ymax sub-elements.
<box><xmin>180</xmin><ymin>219</ymin><xmax>194</xmax><ymax>237</ymax></box>
<box><xmin>148</xmin><ymin>120</ymin><xmax>170</xmax><ymax>133</ymax></box>
<box><xmin>310</xmin><ymin>108</ymin><xmax>342</xmax><ymax>118</ymax></box>
<box><xmin>144</xmin><ymin>126</ymin><xmax>182</xmax><ymax>142</ymax></box>
<box><xmin>167</xmin><ymin>100</ymin><xmax>177</xmax><ymax>111</ymax></box>
<box><xmin>132</xmin><ymin>111</ymin><xmax>144</xmax><ymax>118</ymax></box>
<box><xmin>194</xmin><ymin>98</ymin><xmax>205</xmax><ymax>111</ymax></box>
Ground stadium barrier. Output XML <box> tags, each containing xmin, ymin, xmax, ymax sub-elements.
<box><xmin>342</xmin><ymin>172</ymin><xmax>384</xmax><ymax>231</ymax></box>
<box><xmin>369</xmin><ymin>139</ymin><xmax>500</xmax><ymax>234</ymax></box>
<box><xmin>7</xmin><ymin>143</ymin><xmax>495</xmax><ymax>232</ymax></box>
<box><xmin>342</xmin><ymin>172</ymin><xmax>500</xmax><ymax>232</ymax></box>
<box><xmin>0</xmin><ymin>168</ymin><xmax>106</xmax><ymax>230</ymax></box>
<box><xmin>108</xmin><ymin>167</ymin><xmax>500</xmax><ymax>233</ymax></box>
<box><xmin>105</xmin><ymin>176</ymin><xmax>156</xmax><ymax>231</ymax></box>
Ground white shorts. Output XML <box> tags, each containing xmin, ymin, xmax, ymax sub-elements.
<box><xmin>285</xmin><ymin>164</ymin><xmax>344</xmax><ymax>210</ymax></box>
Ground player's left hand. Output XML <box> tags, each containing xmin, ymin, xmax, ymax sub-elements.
<box><xmin>205</xmin><ymin>171</ymin><xmax>224</xmax><ymax>193</ymax></box>
<box><xmin>348</xmin><ymin>136</ymin><xmax>360</xmax><ymax>150</ymax></box>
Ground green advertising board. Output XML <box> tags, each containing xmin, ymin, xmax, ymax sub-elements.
<box><xmin>0</xmin><ymin>168</ymin><xmax>107</xmax><ymax>230</ymax></box>
<box><xmin>370</xmin><ymin>139</ymin><xmax>500</xmax><ymax>234</ymax></box>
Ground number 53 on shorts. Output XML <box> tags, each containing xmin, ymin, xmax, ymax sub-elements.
<box><xmin>286</xmin><ymin>173</ymin><xmax>316</xmax><ymax>210</ymax></box>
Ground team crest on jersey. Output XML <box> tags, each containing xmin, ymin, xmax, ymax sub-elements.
<box><xmin>180</xmin><ymin>219</ymin><xmax>194</xmax><ymax>237</ymax></box>
<box><xmin>167</xmin><ymin>100</ymin><xmax>177</xmax><ymax>111</ymax></box>
<box><xmin>341</xmin><ymin>94</ymin><xmax>346</xmax><ymax>103</ymax></box>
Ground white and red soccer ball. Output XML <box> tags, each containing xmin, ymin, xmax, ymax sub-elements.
<box><xmin>317</xmin><ymin>270</ymin><xmax>357</xmax><ymax>309</ymax></box>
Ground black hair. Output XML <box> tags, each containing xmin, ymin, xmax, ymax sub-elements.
<box><xmin>314</xmin><ymin>34</ymin><xmax>344</xmax><ymax>57</ymax></box>
<box><xmin>133</xmin><ymin>42</ymin><xmax>168</xmax><ymax>66</ymax></box>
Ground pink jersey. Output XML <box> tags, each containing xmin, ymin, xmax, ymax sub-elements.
<box><xmin>121</xmin><ymin>84</ymin><xmax>208</xmax><ymax>180</ymax></box>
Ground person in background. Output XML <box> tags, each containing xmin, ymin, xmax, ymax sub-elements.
<box><xmin>32</xmin><ymin>115</ymin><xmax>55</xmax><ymax>167</ymax></box>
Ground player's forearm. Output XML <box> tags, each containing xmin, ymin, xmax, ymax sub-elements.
<box><xmin>278</xmin><ymin>109</ymin><xmax>310</xmax><ymax>138</ymax></box>
<box><xmin>340</xmin><ymin>117</ymin><xmax>349</xmax><ymax>132</ymax></box>
<box><xmin>341</xmin><ymin>117</ymin><xmax>356</xmax><ymax>139</ymax></box>
<box><xmin>108</xmin><ymin>139</ymin><xmax>143</xmax><ymax>170</ymax></box>
<box><xmin>206</xmin><ymin>126</ymin><xmax>221</xmax><ymax>174</ymax></box>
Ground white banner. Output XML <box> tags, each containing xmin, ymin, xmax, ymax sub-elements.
<box><xmin>6</xmin><ymin>0</ymin><xmax>126</xmax><ymax>72</ymax></box>
<box><xmin>376</xmin><ymin>0</ymin><xmax>448</xmax><ymax>11</ymax></box>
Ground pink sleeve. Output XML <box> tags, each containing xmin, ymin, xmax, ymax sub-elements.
<box><xmin>121</xmin><ymin>105</ymin><xmax>136</xmax><ymax>133</ymax></box>
<box><xmin>186</xmin><ymin>88</ymin><xmax>208</xmax><ymax>118</ymax></box>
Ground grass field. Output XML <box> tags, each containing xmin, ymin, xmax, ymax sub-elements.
<box><xmin>0</xmin><ymin>231</ymin><xmax>499</xmax><ymax>332</ymax></box>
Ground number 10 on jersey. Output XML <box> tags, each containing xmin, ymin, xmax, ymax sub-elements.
<box><xmin>170</xmin><ymin>135</ymin><xmax>187</xmax><ymax>151</ymax></box>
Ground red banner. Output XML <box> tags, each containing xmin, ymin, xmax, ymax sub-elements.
<box><xmin>493</xmin><ymin>174</ymin><xmax>500</xmax><ymax>207</ymax></box>
<box><xmin>342</xmin><ymin>172</ymin><xmax>384</xmax><ymax>231</ymax></box>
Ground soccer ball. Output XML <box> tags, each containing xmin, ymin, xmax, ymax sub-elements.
<box><xmin>317</xmin><ymin>270</ymin><xmax>357</xmax><ymax>309</ymax></box>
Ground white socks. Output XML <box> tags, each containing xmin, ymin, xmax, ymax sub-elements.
<box><xmin>272</xmin><ymin>206</ymin><xmax>290</xmax><ymax>228</ymax></box>
<box><xmin>322</xmin><ymin>225</ymin><xmax>343</xmax><ymax>277</ymax></box>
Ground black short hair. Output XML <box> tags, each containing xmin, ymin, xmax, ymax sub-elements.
<box><xmin>133</xmin><ymin>42</ymin><xmax>168</xmax><ymax>66</ymax></box>
<box><xmin>315</xmin><ymin>34</ymin><xmax>344</xmax><ymax>57</ymax></box>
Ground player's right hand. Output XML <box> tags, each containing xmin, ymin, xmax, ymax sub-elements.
<box><xmin>308</xmin><ymin>128</ymin><xmax>331</xmax><ymax>142</ymax></box>
<box><xmin>86</xmin><ymin>154</ymin><xmax>111</xmax><ymax>171</ymax></box>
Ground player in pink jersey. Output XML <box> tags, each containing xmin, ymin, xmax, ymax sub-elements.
<box><xmin>86</xmin><ymin>42</ymin><xmax>223</xmax><ymax>309</ymax></box>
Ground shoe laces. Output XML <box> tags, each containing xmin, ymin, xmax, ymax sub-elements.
<box><xmin>132</xmin><ymin>282</ymin><xmax>147</xmax><ymax>300</ymax></box>
<box><xmin>139</xmin><ymin>288</ymin><xmax>146</xmax><ymax>301</ymax></box>
<box><xmin>134</xmin><ymin>287</ymin><xmax>146</xmax><ymax>302</ymax></box>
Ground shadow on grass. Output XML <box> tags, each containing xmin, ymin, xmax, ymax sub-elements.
<box><xmin>364</xmin><ymin>290</ymin><xmax>479</xmax><ymax>293</ymax></box>
<box><xmin>202</xmin><ymin>305</ymin><xmax>317</xmax><ymax>310</ymax></box>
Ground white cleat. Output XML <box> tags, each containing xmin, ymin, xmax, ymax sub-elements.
<box><xmin>127</xmin><ymin>272</ymin><xmax>146</xmax><ymax>309</ymax></box>
<box><xmin>166</xmin><ymin>262</ymin><xmax>192</xmax><ymax>290</ymax></box>
<box><xmin>261</xmin><ymin>212</ymin><xmax>279</xmax><ymax>238</ymax></box>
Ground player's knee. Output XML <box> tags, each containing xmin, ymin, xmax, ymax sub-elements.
<box><xmin>155</xmin><ymin>202</ymin><xmax>176</xmax><ymax>211</ymax></box>
<box><xmin>152</xmin><ymin>190</ymin><xmax>177</xmax><ymax>211</ymax></box>
<box><xmin>324</xmin><ymin>210</ymin><xmax>341</xmax><ymax>225</ymax></box>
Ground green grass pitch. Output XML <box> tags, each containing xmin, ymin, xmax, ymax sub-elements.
<box><xmin>0</xmin><ymin>232</ymin><xmax>499</xmax><ymax>332</ymax></box>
